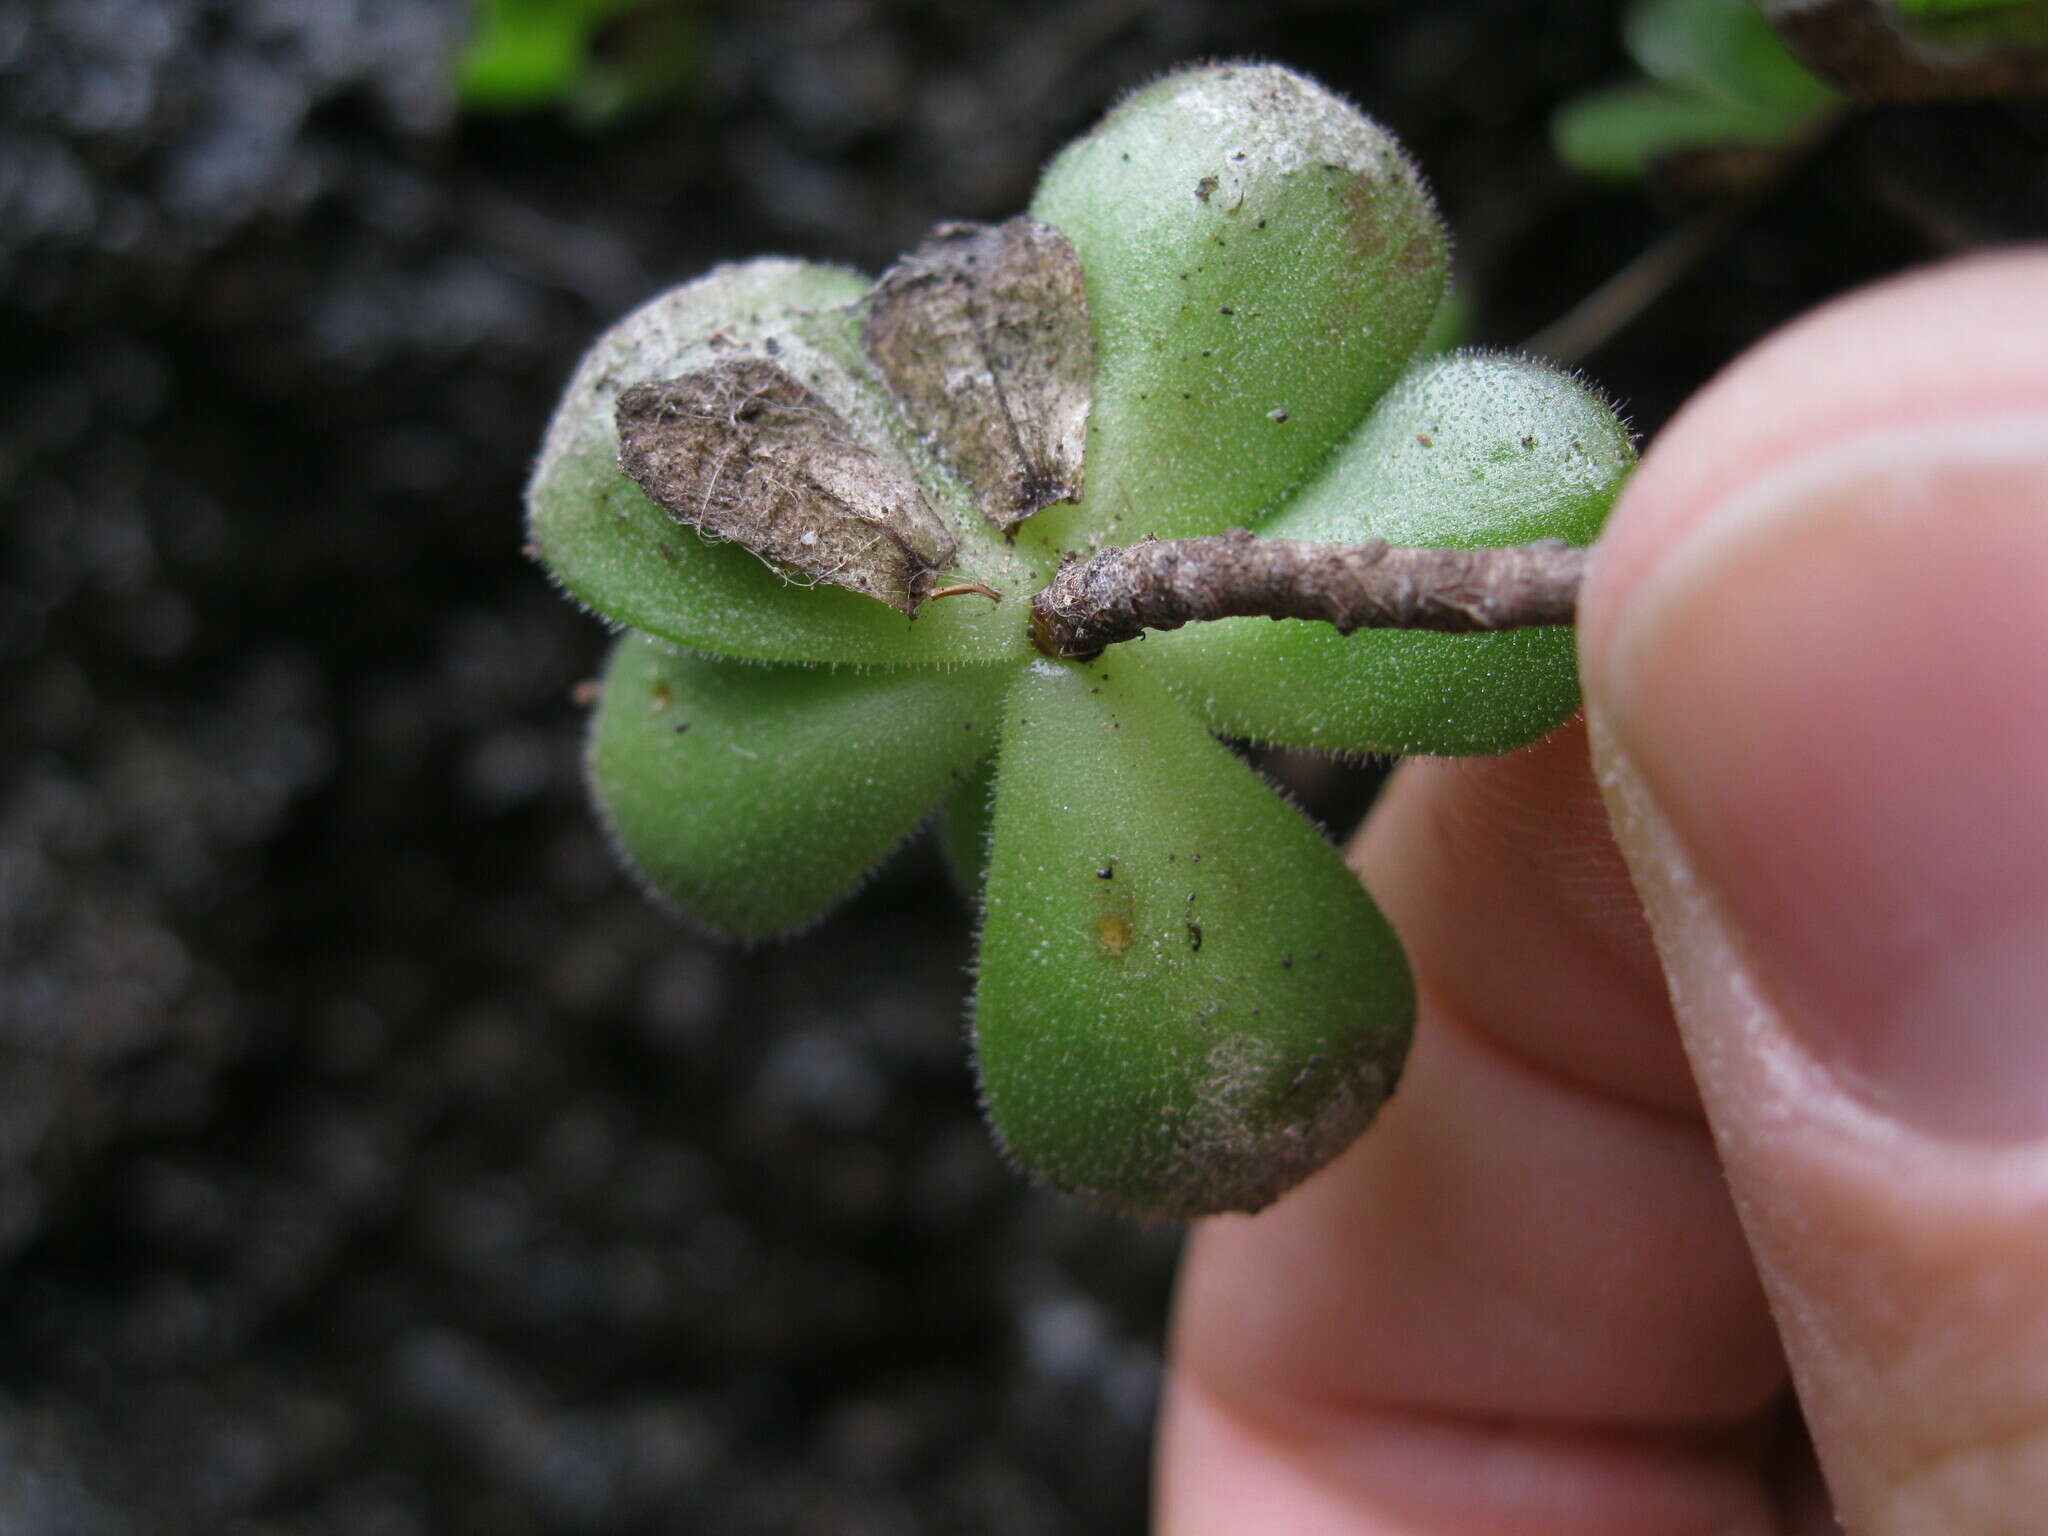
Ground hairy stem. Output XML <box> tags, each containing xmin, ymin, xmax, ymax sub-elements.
<box><xmin>1028</xmin><ymin>529</ymin><xmax>1590</xmax><ymax>660</ymax></box>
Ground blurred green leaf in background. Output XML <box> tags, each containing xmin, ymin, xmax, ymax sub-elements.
<box><xmin>1893</xmin><ymin>0</ymin><xmax>2048</xmax><ymax>47</ymax></box>
<box><xmin>459</xmin><ymin>0</ymin><xmax>703</xmax><ymax>121</ymax></box>
<box><xmin>1554</xmin><ymin>0</ymin><xmax>1842</xmax><ymax>180</ymax></box>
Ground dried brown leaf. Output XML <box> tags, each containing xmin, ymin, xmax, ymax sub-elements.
<box><xmin>616</xmin><ymin>358</ymin><xmax>959</xmax><ymax>616</ymax></box>
<box><xmin>863</xmin><ymin>218</ymin><xmax>1093</xmax><ymax>534</ymax></box>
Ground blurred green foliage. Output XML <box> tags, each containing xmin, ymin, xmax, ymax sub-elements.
<box><xmin>1893</xmin><ymin>0</ymin><xmax>2048</xmax><ymax>46</ymax></box>
<box><xmin>1554</xmin><ymin>0</ymin><xmax>1841</xmax><ymax>181</ymax></box>
<box><xmin>458</xmin><ymin>0</ymin><xmax>702</xmax><ymax>120</ymax></box>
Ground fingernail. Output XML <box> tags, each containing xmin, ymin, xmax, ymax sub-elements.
<box><xmin>1593</xmin><ymin>418</ymin><xmax>2048</xmax><ymax>1142</ymax></box>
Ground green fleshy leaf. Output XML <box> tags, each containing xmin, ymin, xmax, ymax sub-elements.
<box><xmin>588</xmin><ymin>633</ymin><xmax>1018</xmax><ymax>937</ymax></box>
<box><xmin>975</xmin><ymin>660</ymin><xmax>1413</xmax><ymax>1217</ymax></box>
<box><xmin>1025</xmin><ymin>63</ymin><xmax>1447</xmax><ymax>553</ymax></box>
<box><xmin>1420</xmin><ymin>283</ymin><xmax>1471</xmax><ymax>355</ymax></box>
<box><xmin>1628</xmin><ymin>0</ymin><xmax>1841</xmax><ymax>111</ymax></box>
<box><xmin>528</xmin><ymin>259</ymin><xmax>1037</xmax><ymax>665</ymax></box>
<box><xmin>939</xmin><ymin>752</ymin><xmax>998</xmax><ymax>897</ymax></box>
<box><xmin>1554</xmin><ymin>0</ymin><xmax>1839</xmax><ymax>180</ymax></box>
<box><xmin>1141</xmin><ymin>625</ymin><xmax>1584</xmax><ymax>759</ymax></box>
<box><xmin>1552</xmin><ymin>81</ymin><xmax>1818</xmax><ymax>180</ymax></box>
<box><xmin>1140</xmin><ymin>351</ymin><xmax>1635</xmax><ymax>755</ymax></box>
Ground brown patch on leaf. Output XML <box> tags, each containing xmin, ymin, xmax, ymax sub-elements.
<box><xmin>1397</xmin><ymin>229</ymin><xmax>1437</xmax><ymax>276</ymax></box>
<box><xmin>1340</xmin><ymin>172</ymin><xmax>1390</xmax><ymax>258</ymax></box>
<box><xmin>1340</xmin><ymin>164</ymin><xmax>1437</xmax><ymax>281</ymax></box>
<box><xmin>1045</xmin><ymin>1028</ymin><xmax>1400</xmax><ymax>1220</ymax></box>
<box><xmin>1158</xmin><ymin>1032</ymin><xmax>1395</xmax><ymax>1216</ymax></box>
<box><xmin>1094</xmin><ymin>911</ymin><xmax>1133</xmax><ymax>958</ymax></box>
<box><xmin>862</xmin><ymin>217</ymin><xmax>1092</xmax><ymax>533</ymax></box>
<box><xmin>616</xmin><ymin>358</ymin><xmax>958</xmax><ymax>616</ymax></box>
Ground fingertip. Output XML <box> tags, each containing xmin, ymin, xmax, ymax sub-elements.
<box><xmin>1575</xmin><ymin>246</ymin><xmax>2048</xmax><ymax>1528</ymax></box>
<box><xmin>1580</xmin><ymin>248</ymin><xmax>2048</xmax><ymax>1143</ymax></box>
<box><xmin>1580</xmin><ymin>245</ymin><xmax>2048</xmax><ymax>683</ymax></box>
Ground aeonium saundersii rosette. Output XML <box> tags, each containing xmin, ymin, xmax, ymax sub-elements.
<box><xmin>528</xmin><ymin>64</ymin><xmax>1635</xmax><ymax>1217</ymax></box>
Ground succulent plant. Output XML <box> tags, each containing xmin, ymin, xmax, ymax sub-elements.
<box><xmin>528</xmin><ymin>62</ymin><xmax>1635</xmax><ymax>1217</ymax></box>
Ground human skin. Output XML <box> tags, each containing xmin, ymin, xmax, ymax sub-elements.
<box><xmin>1156</xmin><ymin>249</ymin><xmax>2048</xmax><ymax>1534</ymax></box>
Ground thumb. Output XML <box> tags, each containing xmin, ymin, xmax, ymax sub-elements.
<box><xmin>1580</xmin><ymin>249</ymin><xmax>2048</xmax><ymax>1533</ymax></box>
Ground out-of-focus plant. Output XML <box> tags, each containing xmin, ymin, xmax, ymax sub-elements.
<box><xmin>1892</xmin><ymin>0</ymin><xmax>2048</xmax><ymax>48</ymax></box>
<box><xmin>459</xmin><ymin>0</ymin><xmax>701</xmax><ymax>121</ymax></box>
<box><xmin>1553</xmin><ymin>0</ymin><xmax>1843</xmax><ymax>182</ymax></box>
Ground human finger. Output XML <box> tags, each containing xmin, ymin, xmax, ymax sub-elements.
<box><xmin>1579</xmin><ymin>247</ymin><xmax>2048</xmax><ymax>1532</ymax></box>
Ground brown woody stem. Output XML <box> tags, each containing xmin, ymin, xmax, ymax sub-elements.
<box><xmin>1028</xmin><ymin>529</ymin><xmax>1590</xmax><ymax>660</ymax></box>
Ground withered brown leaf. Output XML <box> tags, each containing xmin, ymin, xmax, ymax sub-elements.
<box><xmin>616</xmin><ymin>358</ymin><xmax>959</xmax><ymax>616</ymax></box>
<box><xmin>862</xmin><ymin>218</ymin><xmax>1092</xmax><ymax>534</ymax></box>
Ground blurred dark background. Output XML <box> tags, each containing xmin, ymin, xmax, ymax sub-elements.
<box><xmin>2</xmin><ymin>1</ymin><xmax>2041</xmax><ymax>1530</ymax></box>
